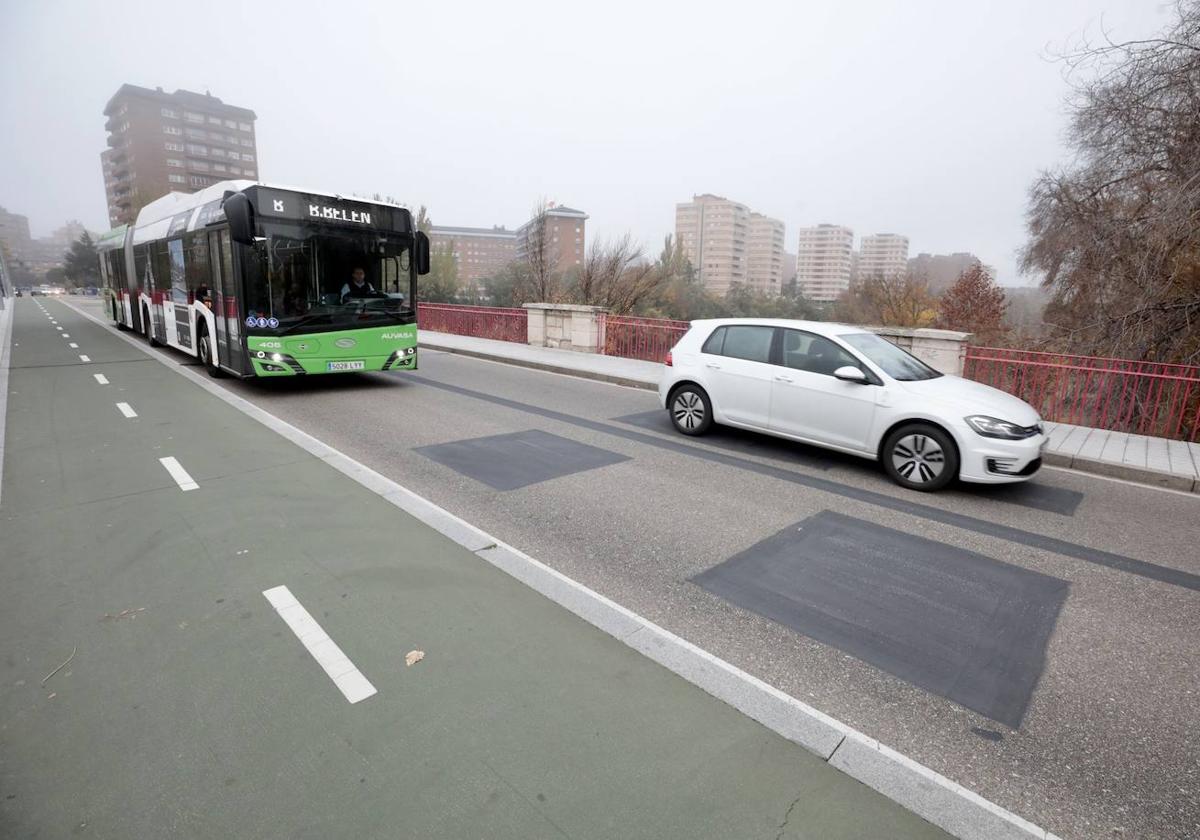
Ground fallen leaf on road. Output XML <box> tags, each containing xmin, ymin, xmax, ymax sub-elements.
<box><xmin>405</xmin><ymin>650</ymin><xmax>425</xmax><ymax>667</ymax></box>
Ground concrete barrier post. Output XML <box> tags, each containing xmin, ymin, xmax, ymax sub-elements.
<box><xmin>867</xmin><ymin>327</ymin><xmax>972</xmax><ymax>376</ymax></box>
<box><xmin>523</xmin><ymin>304</ymin><xmax>610</xmax><ymax>353</ymax></box>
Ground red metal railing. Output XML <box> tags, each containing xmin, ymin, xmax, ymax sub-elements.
<box><xmin>417</xmin><ymin>303</ymin><xmax>527</xmax><ymax>344</ymax></box>
<box><xmin>963</xmin><ymin>346</ymin><xmax>1200</xmax><ymax>441</ymax></box>
<box><xmin>599</xmin><ymin>313</ymin><xmax>690</xmax><ymax>362</ymax></box>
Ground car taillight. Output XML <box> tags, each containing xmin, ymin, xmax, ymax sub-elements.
<box><xmin>664</xmin><ymin>350</ymin><xmax>673</xmax><ymax>366</ymax></box>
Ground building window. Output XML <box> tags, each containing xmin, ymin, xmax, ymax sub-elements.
<box><xmin>163</xmin><ymin>125</ymin><xmax>183</xmax><ymax>135</ymax></box>
<box><xmin>213</xmin><ymin>163</ymin><xmax>227</xmax><ymax>172</ymax></box>
<box><xmin>184</xmin><ymin>111</ymin><xmax>204</xmax><ymax>123</ymax></box>
<box><xmin>241</xmin><ymin>138</ymin><xmax>253</xmax><ymax>148</ymax></box>
<box><xmin>190</xmin><ymin>160</ymin><xmax>209</xmax><ymax>171</ymax></box>
<box><xmin>168</xmin><ymin>174</ymin><xmax>186</xmax><ymax>184</ymax></box>
<box><xmin>207</xmin><ymin>116</ymin><xmax>221</xmax><ymax>125</ymax></box>
<box><xmin>210</xmin><ymin>147</ymin><xmax>225</xmax><ymax>158</ymax></box>
<box><xmin>167</xmin><ymin>158</ymin><xmax>183</xmax><ymax>167</ymax></box>
<box><xmin>229</xmin><ymin>167</ymin><xmax>241</xmax><ymax>175</ymax></box>
<box><xmin>186</xmin><ymin>144</ymin><xmax>208</xmax><ymax>156</ymax></box>
<box><xmin>185</xmin><ymin>128</ymin><xmax>205</xmax><ymax>139</ymax></box>
<box><xmin>189</xmin><ymin>176</ymin><xmax>208</xmax><ymax>187</ymax></box>
<box><xmin>161</xmin><ymin>108</ymin><xmax>179</xmax><ymax>118</ymax></box>
<box><xmin>238</xmin><ymin>122</ymin><xmax>252</xmax><ymax>132</ymax></box>
<box><xmin>241</xmin><ymin>153</ymin><xmax>254</xmax><ymax>163</ymax></box>
<box><xmin>164</xmin><ymin>141</ymin><xmax>184</xmax><ymax>151</ymax></box>
<box><xmin>224</xmin><ymin>119</ymin><xmax>237</xmax><ymax>128</ymax></box>
<box><xmin>228</xmin><ymin>151</ymin><xmax>240</xmax><ymax>161</ymax></box>
<box><xmin>243</xmin><ymin>170</ymin><xmax>256</xmax><ymax>178</ymax></box>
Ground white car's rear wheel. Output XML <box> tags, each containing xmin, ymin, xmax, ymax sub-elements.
<box><xmin>669</xmin><ymin>385</ymin><xmax>712</xmax><ymax>436</ymax></box>
<box><xmin>883</xmin><ymin>424</ymin><xmax>958</xmax><ymax>491</ymax></box>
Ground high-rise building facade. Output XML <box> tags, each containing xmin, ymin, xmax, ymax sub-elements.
<box><xmin>515</xmin><ymin>204</ymin><xmax>587</xmax><ymax>276</ymax></box>
<box><xmin>429</xmin><ymin>225</ymin><xmax>517</xmax><ymax>286</ymax></box>
<box><xmin>857</xmin><ymin>233</ymin><xmax>909</xmax><ymax>281</ymax></box>
<box><xmin>795</xmin><ymin>224</ymin><xmax>854</xmax><ymax>302</ymax></box>
<box><xmin>908</xmin><ymin>252</ymin><xmax>984</xmax><ymax>293</ymax></box>
<box><xmin>675</xmin><ymin>194</ymin><xmax>751</xmax><ymax>296</ymax></box>
<box><xmin>746</xmin><ymin>212</ymin><xmax>786</xmax><ymax>296</ymax></box>
<box><xmin>102</xmin><ymin>84</ymin><xmax>259</xmax><ymax>227</ymax></box>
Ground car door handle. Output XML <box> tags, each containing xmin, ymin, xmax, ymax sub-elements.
<box><xmin>705</xmin><ymin>362</ymin><xmax>721</xmax><ymax>370</ymax></box>
<box><xmin>774</xmin><ymin>375</ymin><xmax>793</xmax><ymax>383</ymax></box>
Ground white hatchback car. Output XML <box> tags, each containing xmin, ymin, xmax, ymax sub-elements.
<box><xmin>659</xmin><ymin>319</ymin><xmax>1047</xmax><ymax>491</ymax></box>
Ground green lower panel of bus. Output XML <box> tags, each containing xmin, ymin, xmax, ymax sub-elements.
<box><xmin>245</xmin><ymin>324</ymin><xmax>417</xmax><ymax>376</ymax></box>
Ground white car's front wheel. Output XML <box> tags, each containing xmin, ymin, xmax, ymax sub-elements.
<box><xmin>882</xmin><ymin>423</ymin><xmax>958</xmax><ymax>492</ymax></box>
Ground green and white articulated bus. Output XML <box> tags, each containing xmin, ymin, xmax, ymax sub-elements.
<box><xmin>97</xmin><ymin>180</ymin><xmax>430</xmax><ymax>377</ymax></box>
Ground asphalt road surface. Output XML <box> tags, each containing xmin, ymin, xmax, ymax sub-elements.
<box><xmin>52</xmin><ymin>297</ymin><xmax>1200</xmax><ymax>838</ymax></box>
<box><xmin>0</xmin><ymin>297</ymin><xmax>963</xmax><ymax>840</ymax></box>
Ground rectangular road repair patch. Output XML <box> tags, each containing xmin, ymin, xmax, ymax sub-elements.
<box><xmin>692</xmin><ymin>510</ymin><xmax>1068</xmax><ymax>728</ymax></box>
<box><xmin>415</xmin><ymin>429</ymin><xmax>630</xmax><ymax>491</ymax></box>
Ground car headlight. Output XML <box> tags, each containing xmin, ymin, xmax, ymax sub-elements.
<box><xmin>965</xmin><ymin>415</ymin><xmax>1038</xmax><ymax>440</ymax></box>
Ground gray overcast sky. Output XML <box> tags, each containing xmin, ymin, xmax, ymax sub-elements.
<box><xmin>0</xmin><ymin>0</ymin><xmax>1170</xmax><ymax>285</ymax></box>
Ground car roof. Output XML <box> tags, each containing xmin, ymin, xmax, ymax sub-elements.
<box><xmin>689</xmin><ymin>318</ymin><xmax>871</xmax><ymax>338</ymax></box>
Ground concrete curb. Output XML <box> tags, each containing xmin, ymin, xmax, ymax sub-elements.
<box><xmin>422</xmin><ymin>336</ymin><xmax>1199</xmax><ymax>495</ymax></box>
<box><xmin>66</xmin><ymin>299</ymin><xmax>1057</xmax><ymax>840</ymax></box>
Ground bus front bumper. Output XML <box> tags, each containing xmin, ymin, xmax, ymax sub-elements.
<box><xmin>249</xmin><ymin>347</ymin><xmax>417</xmax><ymax>376</ymax></box>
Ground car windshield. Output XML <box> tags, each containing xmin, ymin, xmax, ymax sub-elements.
<box><xmin>244</xmin><ymin>229</ymin><xmax>413</xmax><ymax>332</ymax></box>
<box><xmin>840</xmin><ymin>332</ymin><xmax>943</xmax><ymax>381</ymax></box>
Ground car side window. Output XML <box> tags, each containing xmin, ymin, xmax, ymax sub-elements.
<box><xmin>781</xmin><ymin>330</ymin><xmax>860</xmax><ymax>376</ymax></box>
<box><xmin>701</xmin><ymin>326</ymin><xmax>726</xmax><ymax>355</ymax></box>
<box><xmin>719</xmin><ymin>326</ymin><xmax>775</xmax><ymax>363</ymax></box>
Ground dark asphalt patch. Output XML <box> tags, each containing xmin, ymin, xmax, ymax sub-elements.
<box><xmin>692</xmin><ymin>511</ymin><xmax>1068</xmax><ymax>727</ymax></box>
<box><xmin>964</xmin><ymin>481</ymin><xmax>1084</xmax><ymax>517</ymax></box>
<box><xmin>612</xmin><ymin>410</ymin><xmax>832</xmax><ymax>470</ymax></box>
<box><xmin>405</xmin><ymin>375</ymin><xmax>1200</xmax><ymax>592</ymax></box>
<box><xmin>414</xmin><ymin>428</ymin><xmax>631</xmax><ymax>491</ymax></box>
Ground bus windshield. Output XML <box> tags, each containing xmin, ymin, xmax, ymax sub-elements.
<box><xmin>244</xmin><ymin>228</ymin><xmax>414</xmax><ymax>332</ymax></box>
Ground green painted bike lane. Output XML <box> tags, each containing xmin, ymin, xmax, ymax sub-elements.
<box><xmin>0</xmin><ymin>297</ymin><xmax>950</xmax><ymax>839</ymax></box>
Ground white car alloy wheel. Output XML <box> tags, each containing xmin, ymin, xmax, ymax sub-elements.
<box><xmin>673</xmin><ymin>391</ymin><xmax>705</xmax><ymax>431</ymax></box>
<box><xmin>891</xmin><ymin>433</ymin><xmax>945</xmax><ymax>484</ymax></box>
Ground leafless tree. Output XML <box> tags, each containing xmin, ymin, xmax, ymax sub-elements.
<box><xmin>571</xmin><ymin>234</ymin><xmax>668</xmax><ymax>314</ymax></box>
<box><xmin>520</xmin><ymin>199</ymin><xmax>560</xmax><ymax>303</ymax></box>
<box><xmin>1023</xmin><ymin>1</ymin><xmax>1200</xmax><ymax>364</ymax></box>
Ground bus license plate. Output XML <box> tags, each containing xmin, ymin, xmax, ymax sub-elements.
<box><xmin>327</xmin><ymin>360</ymin><xmax>365</xmax><ymax>371</ymax></box>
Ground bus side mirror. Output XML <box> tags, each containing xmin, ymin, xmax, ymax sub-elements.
<box><xmin>415</xmin><ymin>231</ymin><xmax>431</xmax><ymax>276</ymax></box>
<box><xmin>224</xmin><ymin>192</ymin><xmax>256</xmax><ymax>245</ymax></box>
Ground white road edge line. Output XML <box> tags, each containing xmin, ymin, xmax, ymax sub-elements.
<box><xmin>61</xmin><ymin>298</ymin><xmax>1060</xmax><ymax>840</ymax></box>
<box><xmin>93</xmin><ymin>373</ymin><xmax>109</xmax><ymax>385</ymax></box>
<box><xmin>158</xmin><ymin>456</ymin><xmax>198</xmax><ymax>491</ymax></box>
<box><xmin>262</xmin><ymin>585</ymin><xmax>377</xmax><ymax>704</ymax></box>
<box><xmin>0</xmin><ymin>297</ymin><xmax>13</xmax><ymax>508</ymax></box>
<box><xmin>116</xmin><ymin>402</ymin><xmax>137</xmax><ymax>418</ymax></box>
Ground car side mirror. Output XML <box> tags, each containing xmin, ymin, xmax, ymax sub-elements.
<box><xmin>415</xmin><ymin>231</ymin><xmax>431</xmax><ymax>276</ymax></box>
<box><xmin>833</xmin><ymin>365</ymin><xmax>869</xmax><ymax>384</ymax></box>
<box><xmin>223</xmin><ymin>191</ymin><xmax>256</xmax><ymax>245</ymax></box>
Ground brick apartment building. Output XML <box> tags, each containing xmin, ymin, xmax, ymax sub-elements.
<box><xmin>101</xmin><ymin>84</ymin><xmax>259</xmax><ymax>227</ymax></box>
<box><xmin>676</xmin><ymin>194</ymin><xmax>785</xmax><ymax>297</ymax></box>
<box><xmin>428</xmin><ymin>225</ymin><xmax>517</xmax><ymax>287</ymax></box>
<box><xmin>516</xmin><ymin>204</ymin><xmax>588</xmax><ymax>275</ymax></box>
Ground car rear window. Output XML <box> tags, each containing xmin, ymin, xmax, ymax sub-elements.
<box><xmin>718</xmin><ymin>326</ymin><xmax>774</xmax><ymax>363</ymax></box>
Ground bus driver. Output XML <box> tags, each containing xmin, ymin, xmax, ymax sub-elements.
<box><xmin>341</xmin><ymin>267</ymin><xmax>376</xmax><ymax>302</ymax></box>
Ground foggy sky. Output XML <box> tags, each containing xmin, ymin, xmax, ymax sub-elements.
<box><xmin>0</xmin><ymin>0</ymin><xmax>1169</xmax><ymax>285</ymax></box>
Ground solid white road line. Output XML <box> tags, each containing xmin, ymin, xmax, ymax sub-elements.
<box><xmin>69</xmin><ymin>343</ymin><xmax>78</xmax><ymax>348</ymax></box>
<box><xmin>116</xmin><ymin>402</ymin><xmax>137</xmax><ymax>418</ymax></box>
<box><xmin>78</xmin><ymin>354</ymin><xmax>90</xmax><ymax>362</ymax></box>
<box><xmin>158</xmin><ymin>456</ymin><xmax>198</xmax><ymax>491</ymax></box>
<box><xmin>93</xmin><ymin>373</ymin><xmax>109</xmax><ymax>385</ymax></box>
<box><xmin>262</xmin><ymin>585</ymin><xmax>377</xmax><ymax>704</ymax></box>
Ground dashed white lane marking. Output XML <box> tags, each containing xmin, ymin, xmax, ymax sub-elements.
<box><xmin>69</xmin><ymin>343</ymin><xmax>78</xmax><ymax>348</ymax></box>
<box><xmin>262</xmin><ymin>585</ymin><xmax>377</xmax><ymax>704</ymax></box>
<box><xmin>93</xmin><ymin>373</ymin><xmax>109</xmax><ymax>385</ymax></box>
<box><xmin>55</xmin><ymin>326</ymin><xmax>62</xmax><ymax>331</ymax></box>
<box><xmin>79</xmin><ymin>354</ymin><xmax>90</xmax><ymax>363</ymax></box>
<box><xmin>116</xmin><ymin>402</ymin><xmax>137</xmax><ymax>418</ymax></box>
<box><xmin>158</xmin><ymin>456</ymin><xmax>198</xmax><ymax>491</ymax></box>
<box><xmin>61</xmin><ymin>333</ymin><xmax>70</xmax><ymax>338</ymax></box>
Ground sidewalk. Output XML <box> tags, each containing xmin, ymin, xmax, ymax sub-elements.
<box><xmin>419</xmin><ymin>330</ymin><xmax>1200</xmax><ymax>493</ymax></box>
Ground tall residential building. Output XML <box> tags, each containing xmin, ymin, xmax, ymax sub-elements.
<box><xmin>0</xmin><ymin>206</ymin><xmax>34</xmax><ymax>268</ymax></box>
<box><xmin>429</xmin><ymin>225</ymin><xmax>517</xmax><ymax>286</ymax></box>
<box><xmin>101</xmin><ymin>84</ymin><xmax>259</xmax><ymax>227</ymax></box>
<box><xmin>675</xmin><ymin>194</ymin><xmax>751</xmax><ymax>296</ymax></box>
<box><xmin>515</xmin><ymin>204</ymin><xmax>587</xmax><ymax>276</ymax></box>
<box><xmin>857</xmin><ymin>233</ymin><xmax>910</xmax><ymax>281</ymax></box>
<box><xmin>795</xmin><ymin>224</ymin><xmax>854</xmax><ymax>302</ymax></box>
<box><xmin>746</xmin><ymin>212</ymin><xmax>786</xmax><ymax>295</ymax></box>
<box><xmin>907</xmin><ymin>252</ymin><xmax>984</xmax><ymax>293</ymax></box>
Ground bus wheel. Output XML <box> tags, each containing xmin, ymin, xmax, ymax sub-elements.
<box><xmin>198</xmin><ymin>330</ymin><xmax>223</xmax><ymax>378</ymax></box>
